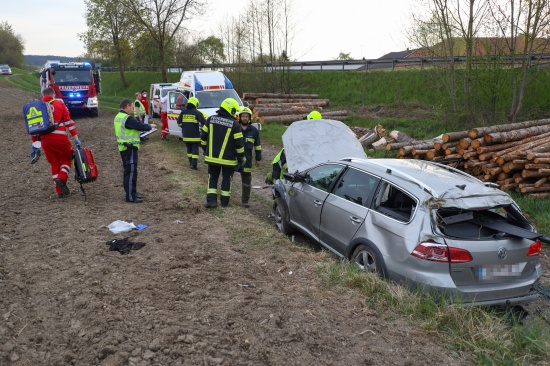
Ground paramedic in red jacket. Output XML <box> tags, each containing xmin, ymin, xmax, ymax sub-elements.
<box><xmin>31</xmin><ymin>87</ymin><xmax>81</xmax><ymax>198</ymax></box>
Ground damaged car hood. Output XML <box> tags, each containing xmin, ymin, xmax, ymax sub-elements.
<box><xmin>282</xmin><ymin>119</ymin><xmax>367</xmax><ymax>173</ymax></box>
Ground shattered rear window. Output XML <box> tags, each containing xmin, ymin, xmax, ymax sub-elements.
<box><xmin>435</xmin><ymin>205</ymin><xmax>532</xmax><ymax>239</ymax></box>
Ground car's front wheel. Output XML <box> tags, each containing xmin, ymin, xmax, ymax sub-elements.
<box><xmin>352</xmin><ymin>244</ymin><xmax>386</xmax><ymax>278</ymax></box>
<box><xmin>274</xmin><ymin>197</ymin><xmax>294</xmax><ymax>235</ymax></box>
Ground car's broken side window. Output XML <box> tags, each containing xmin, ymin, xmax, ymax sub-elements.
<box><xmin>373</xmin><ymin>182</ymin><xmax>416</xmax><ymax>222</ymax></box>
<box><xmin>305</xmin><ymin>164</ymin><xmax>344</xmax><ymax>192</ymax></box>
<box><xmin>333</xmin><ymin>168</ymin><xmax>379</xmax><ymax>206</ymax></box>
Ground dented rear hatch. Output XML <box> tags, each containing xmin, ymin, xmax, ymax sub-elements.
<box><xmin>435</xmin><ymin>206</ymin><xmax>542</xmax><ymax>302</ymax></box>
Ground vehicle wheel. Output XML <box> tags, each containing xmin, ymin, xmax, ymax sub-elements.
<box><xmin>274</xmin><ymin>196</ymin><xmax>294</xmax><ymax>235</ymax></box>
<box><xmin>352</xmin><ymin>244</ymin><xmax>386</xmax><ymax>278</ymax></box>
<box><xmin>89</xmin><ymin>108</ymin><xmax>99</xmax><ymax>117</ymax></box>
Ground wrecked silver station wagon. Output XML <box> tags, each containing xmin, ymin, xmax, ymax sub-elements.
<box><xmin>271</xmin><ymin>119</ymin><xmax>545</xmax><ymax>306</ymax></box>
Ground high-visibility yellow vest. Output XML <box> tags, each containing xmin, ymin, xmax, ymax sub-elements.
<box><xmin>114</xmin><ymin>112</ymin><xmax>141</xmax><ymax>151</ymax></box>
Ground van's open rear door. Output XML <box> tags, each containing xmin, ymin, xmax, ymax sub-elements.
<box><xmin>166</xmin><ymin>91</ymin><xmax>186</xmax><ymax>137</ymax></box>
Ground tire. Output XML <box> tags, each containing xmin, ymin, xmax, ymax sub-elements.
<box><xmin>89</xmin><ymin>108</ymin><xmax>99</xmax><ymax>117</ymax></box>
<box><xmin>274</xmin><ymin>196</ymin><xmax>294</xmax><ymax>235</ymax></box>
<box><xmin>351</xmin><ymin>244</ymin><xmax>386</xmax><ymax>278</ymax></box>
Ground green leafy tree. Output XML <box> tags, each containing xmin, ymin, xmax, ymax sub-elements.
<box><xmin>197</xmin><ymin>36</ymin><xmax>225</xmax><ymax>64</ymax></box>
<box><xmin>80</xmin><ymin>0</ymin><xmax>136</xmax><ymax>88</ymax></box>
<box><xmin>0</xmin><ymin>21</ymin><xmax>24</xmax><ymax>67</ymax></box>
<box><xmin>125</xmin><ymin>0</ymin><xmax>205</xmax><ymax>82</ymax></box>
<box><xmin>336</xmin><ymin>52</ymin><xmax>352</xmax><ymax>60</ymax></box>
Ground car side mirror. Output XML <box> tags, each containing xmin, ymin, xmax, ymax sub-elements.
<box><xmin>283</xmin><ymin>172</ymin><xmax>305</xmax><ymax>182</ymax></box>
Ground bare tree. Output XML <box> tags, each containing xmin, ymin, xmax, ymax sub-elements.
<box><xmin>451</xmin><ymin>0</ymin><xmax>489</xmax><ymax>115</ymax></box>
<box><xmin>125</xmin><ymin>0</ymin><xmax>205</xmax><ymax>82</ymax></box>
<box><xmin>81</xmin><ymin>0</ymin><xmax>136</xmax><ymax>87</ymax></box>
<box><xmin>490</xmin><ymin>0</ymin><xmax>550</xmax><ymax>122</ymax></box>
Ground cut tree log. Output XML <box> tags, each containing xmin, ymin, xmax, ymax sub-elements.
<box><xmin>442</xmin><ymin>130</ymin><xmax>470</xmax><ymax>143</ymax></box>
<box><xmin>359</xmin><ymin>124</ymin><xmax>386</xmax><ymax>147</ymax></box>
<box><xmin>359</xmin><ymin>131</ymin><xmax>380</xmax><ymax>147</ymax></box>
<box><xmin>372</xmin><ymin>137</ymin><xmax>388</xmax><ymax>150</ymax></box>
<box><xmin>484</xmin><ymin>125</ymin><xmax>550</xmax><ymax>144</ymax></box>
<box><xmin>259</xmin><ymin>114</ymin><xmax>346</xmax><ymax>124</ymax></box>
<box><xmin>255</xmin><ymin>98</ymin><xmax>329</xmax><ymax>105</ymax></box>
<box><xmin>252</xmin><ymin>102</ymin><xmax>329</xmax><ymax>109</ymax></box>
<box><xmin>389</xmin><ymin>130</ymin><xmax>415</xmax><ymax>143</ymax></box>
<box><xmin>468</xmin><ymin>118</ymin><xmax>550</xmax><ymax>139</ymax></box>
<box><xmin>535</xmin><ymin>177</ymin><xmax>548</xmax><ymax>187</ymax></box>
<box><xmin>252</xmin><ymin>107</ymin><xmax>322</xmax><ymax>116</ymax></box>
<box><xmin>243</xmin><ymin>92</ymin><xmax>319</xmax><ymax>100</ymax></box>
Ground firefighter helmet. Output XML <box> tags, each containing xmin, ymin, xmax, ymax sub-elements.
<box><xmin>188</xmin><ymin>97</ymin><xmax>199</xmax><ymax>107</ymax></box>
<box><xmin>307</xmin><ymin>110</ymin><xmax>322</xmax><ymax>120</ymax></box>
<box><xmin>239</xmin><ymin>107</ymin><xmax>252</xmax><ymax>118</ymax></box>
<box><xmin>220</xmin><ymin>98</ymin><xmax>240</xmax><ymax>115</ymax></box>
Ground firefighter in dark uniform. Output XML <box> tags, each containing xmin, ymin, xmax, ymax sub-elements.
<box><xmin>114</xmin><ymin>98</ymin><xmax>153</xmax><ymax>203</ymax></box>
<box><xmin>177</xmin><ymin>97</ymin><xmax>206</xmax><ymax>170</ymax></box>
<box><xmin>201</xmin><ymin>98</ymin><xmax>244</xmax><ymax>208</ymax></box>
<box><xmin>265</xmin><ymin>111</ymin><xmax>321</xmax><ymax>184</ymax></box>
<box><xmin>236</xmin><ymin>107</ymin><xmax>262</xmax><ymax>207</ymax></box>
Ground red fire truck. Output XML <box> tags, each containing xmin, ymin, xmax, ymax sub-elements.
<box><xmin>39</xmin><ymin>61</ymin><xmax>101</xmax><ymax>117</ymax></box>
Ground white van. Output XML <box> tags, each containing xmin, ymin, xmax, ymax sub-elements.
<box><xmin>166</xmin><ymin>71</ymin><xmax>244</xmax><ymax>137</ymax></box>
<box><xmin>149</xmin><ymin>82</ymin><xmax>178</xmax><ymax>117</ymax></box>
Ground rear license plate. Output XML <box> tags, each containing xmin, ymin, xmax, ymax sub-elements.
<box><xmin>476</xmin><ymin>263</ymin><xmax>526</xmax><ymax>280</ymax></box>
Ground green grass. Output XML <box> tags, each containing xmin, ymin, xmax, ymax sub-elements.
<box><xmin>319</xmin><ymin>261</ymin><xmax>550</xmax><ymax>365</ymax></box>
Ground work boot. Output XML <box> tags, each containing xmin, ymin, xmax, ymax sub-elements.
<box><xmin>242</xmin><ymin>175</ymin><xmax>252</xmax><ymax>208</ymax></box>
<box><xmin>220</xmin><ymin>196</ymin><xmax>230</xmax><ymax>208</ymax></box>
<box><xmin>203</xmin><ymin>201</ymin><xmax>218</xmax><ymax>208</ymax></box>
<box><xmin>55</xmin><ymin>178</ymin><xmax>70</xmax><ymax>196</ymax></box>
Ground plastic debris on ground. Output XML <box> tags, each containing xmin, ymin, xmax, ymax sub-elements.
<box><xmin>135</xmin><ymin>224</ymin><xmax>148</xmax><ymax>230</ymax></box>
<box><xmin>107</xmin><ymin>220</ymin><xmax>137</xmax><ymax>234</ymax></box>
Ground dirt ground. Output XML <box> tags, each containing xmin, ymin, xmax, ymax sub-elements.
<box><xmin>0</xmin><ymin>81</ymin><xmax>548</xmax><ymax>366</ymax></box>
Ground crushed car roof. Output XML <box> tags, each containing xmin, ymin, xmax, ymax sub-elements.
<box><xmin>282</xmin><ymin>119</ymin><xmax>367</xmax><ymax>173</ymax></box>
<box><xmin>348</xmin><ymin>158</ymin><xmax>514</xmax><ymax>209</ymax></box>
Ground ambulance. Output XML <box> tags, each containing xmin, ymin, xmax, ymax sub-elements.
<box><xmin>149</xmin><ymin>82</ymin><xmax>178</xmax><ymax>117</ymax></box>
<box><xmin>165</xmin><ymin>71</ymin><xmax>244</xmax><ymax>137</ymax></box>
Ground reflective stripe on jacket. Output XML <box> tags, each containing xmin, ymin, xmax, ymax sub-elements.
<box><xmin>201</xmin><ymin>111</ymin><xmax>244</xmax><ymax>166</ymax></box>
<box><xmin>241</xmin><ymin>124</ymin><xmax>262</xmax><ymax>173</ymax></box>
<box><xmin>178</xmin><ymin>106</ymin><xmax>207</xmax><ymax>143</ymax></box>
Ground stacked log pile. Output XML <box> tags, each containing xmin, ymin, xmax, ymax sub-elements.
<box><xmin>384</xmin><ymin>118</ymin><xmax>550</xmax><ymax>197</ymax></box>
<box><xmin>241</xmin><ymin>92</ymin><xmax>348</xmax><ymax>124</ymax></box>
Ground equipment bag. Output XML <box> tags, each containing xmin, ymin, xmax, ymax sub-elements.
<box><xmin>22</xmin><ymin>100</ymin><xmax>56</xmax><ymax>135</ymax></box>
<box><xmin>73</xmin><ymin>147</ymin><xmax>98</xmax><ymax>201</ymax></box>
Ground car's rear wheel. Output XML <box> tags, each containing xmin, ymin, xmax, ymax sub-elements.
<box><xmin>352</xmin><ymin>244</ymin><xmax>386</xmax><ymax>278</ymax></box>
<box><xmin>274</xmin><ymin>197</ymin><xmax>294</xmax><ymax>235</ymax></box>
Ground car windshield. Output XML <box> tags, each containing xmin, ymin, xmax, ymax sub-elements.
<box><xmin>0</xmin><ymin>65</ymin><xmax>9</xmax><ymax>70</ymax></box>
<box><xmin>195</xmin><ymin>89</ymin><xmax>241</xmax><ymax>109</ymax></box>
<box><xmin>52</xmin><ymin>69</ymin><xmax>92</xmax><ymax>84</ymax></box>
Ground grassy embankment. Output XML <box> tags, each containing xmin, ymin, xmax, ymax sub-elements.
<box><xmin>4</xmin><ymin>67</ymin><xmax>550</xmax><ymax>364</ymax></box>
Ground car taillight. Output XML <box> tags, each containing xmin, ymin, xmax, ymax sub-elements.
<box><xmin>411</xmin><ymin>242</ymin><xmax>473</xmax><ymax>263</ymax></box>
<box><xmin>527</xmin><ymin>240</ymin><xmax>542</xmax><ymax>256</ymax></box>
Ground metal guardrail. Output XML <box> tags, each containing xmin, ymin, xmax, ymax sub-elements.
<box><xmin>99</xmin><ymin>54</ymin><xmax>550</xmax><ymax>73</ymax></box>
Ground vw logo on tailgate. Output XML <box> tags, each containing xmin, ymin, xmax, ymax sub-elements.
<box><xmin>497</xmin><ymin>247</ymin><xmax>507</xmax><ymax>260</ymax></box>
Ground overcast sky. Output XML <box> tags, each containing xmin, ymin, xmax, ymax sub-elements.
<box><xmin>3</xmin><ymin>0</ymin><xmax>414</xmax><ymax>61</ymax></box>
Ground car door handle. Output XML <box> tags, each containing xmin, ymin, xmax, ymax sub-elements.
<box><xmin>350</xmin><ymin>216</ymin><xmax>362</xmax><ymax>224</ymax></box>
<box><xmin>313</xmin><ymin>200</ymin><xmax>323</xmax><ymax>206</ymax></box>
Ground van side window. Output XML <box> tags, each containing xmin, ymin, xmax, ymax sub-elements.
<box><xmin>333</xmin><ymin>168</ymin><xmax>379</xmax><ymax>206</ymax></box>
<box><xmin>373</xmin><ymin>182</ymin><xmax>416</xmax><ymax>222</ymax></box>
